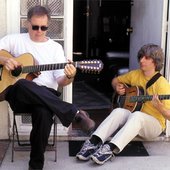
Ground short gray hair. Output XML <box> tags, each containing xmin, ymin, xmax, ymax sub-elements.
<box><xmin>137</xmin><ymin>44</ymin><xmax>164</xmax><ymax>71</ymax></box>
<box><xmin>27</xmin><ymin>5</ymin><xmax>51</xmax><ymax>21</ymax></box>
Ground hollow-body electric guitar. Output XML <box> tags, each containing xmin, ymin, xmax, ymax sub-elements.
<box><xmin>112</xmin><ymin>85</ymin><xmax>170</xmax><ymax>112</ymax></box>
<box><xmin>0</xmin><ymin>50</ymin><xmax>103</xmax><ymax>101</ymax></box>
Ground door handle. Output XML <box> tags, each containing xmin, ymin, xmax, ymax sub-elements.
<box><xmin>126</xmin><ymin>27</ymin><xmax>133</xmax><ymax>36</ymax></box>
<box><xmin>73</xmin><ymin>52</ymin><xmax>83</xmax><ymax>55</ymax></box>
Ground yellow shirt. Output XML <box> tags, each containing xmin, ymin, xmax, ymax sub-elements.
<box><xmin>117</xmin><ymin>69</ymin><xmax>170</xmax><ymax>130</ymax></box>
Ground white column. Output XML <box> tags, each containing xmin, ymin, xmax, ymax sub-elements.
<box><xmin>63</xmin><ymin>0</ymin><xmax>73</xmax><ymax>104</ymax></box>
<box><xmin>164</xmin><ymin>0</ymin><xmax>170</xmax><ymax>137</ymax></box>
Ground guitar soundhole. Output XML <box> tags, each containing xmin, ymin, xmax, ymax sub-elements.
<box><xmin>11</xmin><ymin>66</ymin><xmax>22</xmax><ymax>77</ymax></box>
<box><xmin>0</xmin><ymin>65</ymin><xmax>3</xmax><ymax>80</ymax></box>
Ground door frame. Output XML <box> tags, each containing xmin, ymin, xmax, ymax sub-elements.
<box><xmin>164</xmin><ymin>0</ymin><xmax>170</xmax><ymax>137</ymax></box>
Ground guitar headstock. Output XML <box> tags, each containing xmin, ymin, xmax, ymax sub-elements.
<box><xmin>76</xmin><ymin>60</ymin><xmax>104</xmax><ymax>73</ymax></box>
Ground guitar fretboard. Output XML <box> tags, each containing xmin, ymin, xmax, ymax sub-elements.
<box><xmin>129</xmin><ymin>95</ymin><xmax>170</xmax><ymax>103</ymax></box>
<box><xmin>10</xmin><ymin>59</ymin><xmax>103</xmax><ymax>77</ymax></box>
<box><xmin>22</xmin><ymin>63</ymin><xmax>69</xmax><ymax>73</ymax></box>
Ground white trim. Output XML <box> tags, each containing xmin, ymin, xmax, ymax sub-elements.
<box><xmin>6</xmin><ymin>0</ymin><xmax>21</xmax><ymax>138</ymax></box>
<box><xmin>63</xmin><ymin>0</ymin><xmax>73</xmax><ymax>103</ymax></box>
<box><xmin>161</xmin><ymin>0</ymin><xmax>168</xmax><ymax>51</ymax></box>
<box><xmin>6</xmin><ymin>0</ymin><xmax>20</xmax><ymax>34</ymax></box>
<box><xmin>165</xmin><ymin>3</ymin><xmax>170</xmax><ymax>81</ymax></box>
<box><xmin>165</xmin><ymin>0</ymin><xmax>170</xmax><ymax>137</ymax></box>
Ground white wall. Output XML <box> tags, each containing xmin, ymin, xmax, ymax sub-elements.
<box><xmin>0</xmin><ymin>0</ymin><xmax>9</xmax><ymax>139</ymax></box>
<box><xmin>129</xmin><ymin>0</ymin><xmax>164</xmax><ymax>70</ymax></box>
<box><xmin>0</xmin><ymin>0</ymin><xmax>7</xmax><ymax>37</ymax></box>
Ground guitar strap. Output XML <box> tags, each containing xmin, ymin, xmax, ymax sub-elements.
<box><xmin>146</xmin><ymin>72</ymin><xmax>162</xmax><ymax>89</ymax></box>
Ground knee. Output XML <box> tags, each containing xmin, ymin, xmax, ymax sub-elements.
<box><xmin>129</xmin><ymin>111</ymin><xmax>144</xmax><ymax>122</ymax></box>
<box><xmin>14</xmin><ymin>79</ymin><xmax>31</xmax><ymax>89</ymax></box>
<box><xmin>16</xmin><ymin>79</ymin><xmax>28</xmax><ymax>85</ymax></box>
<box><xmin>110</xmin><ymin>108</ymin><xmax>130</xmax><ymax>117</ymax></box>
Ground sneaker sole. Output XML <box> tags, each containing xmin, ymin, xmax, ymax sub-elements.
<box><xmin>91</xmin><ymin>154</ymin><xmax>113</xmax><ymax>165</ymax></box>
<box><xmin>76</xmin><ymin>154</ymin><xmax>91</xmax><ymax>161</ymax></box>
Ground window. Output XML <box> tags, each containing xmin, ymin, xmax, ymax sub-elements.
<box><xmin>20</xmin><ymin>0</ymin><xmax>64</xmax><ymax>46</ymax></box>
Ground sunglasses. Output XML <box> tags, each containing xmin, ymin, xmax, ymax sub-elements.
<box><xmin>32</xmin><ymin>25</ymin><xmax>48</xmax><ymax>31</ymax></box>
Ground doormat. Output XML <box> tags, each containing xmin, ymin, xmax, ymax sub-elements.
<box><xmin>68</xmin><ymin>141</ymin><xmax>149</xmax><ymax>157</ymax></box>
<box><xmin>0</xmin><ymin>140</ymin><xmax>10</xmax><ymax>166</ymax></box>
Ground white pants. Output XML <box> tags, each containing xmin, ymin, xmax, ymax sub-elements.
<box><xmin>93</xmin><ymin>108</ymin><xmax>162</xmax><ymax>153</ymax></box>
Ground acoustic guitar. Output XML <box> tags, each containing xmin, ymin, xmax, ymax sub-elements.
<box><xmin>0</xmin><ymin>50</ymin><xmax>103</xmax><ymax>101</ymax></box>
<box><xmin>112</xmin><ymin>85</ymin><xmax>170</xmax><ymax>112</ymax></box>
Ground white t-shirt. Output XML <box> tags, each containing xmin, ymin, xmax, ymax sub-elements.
<box><xmin>0</xmin><ymin>33</ymin><xmax>66</xmax><ymax>90</ymax></box>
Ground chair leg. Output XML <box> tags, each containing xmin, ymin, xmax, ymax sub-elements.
<box><xmin>54</xmin><ymin>116</ymin><xmax>57</xmax><ymax>162</ymax></box>
<box><xmin>11</xmin><ymin>118</ymin><xmax>15</xmax><ymax>162</ymax></box>
<box><xmin>11</xmin><ymin>113</ymin><xmax>57</xmax><ymax>162</ymax></box>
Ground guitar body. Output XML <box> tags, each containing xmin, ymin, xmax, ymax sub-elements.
<box><xmin>0</xmin><ymin>50</ymin><xmax>103</xmax><ymax>101</ymax></box>
<box><xmin>112</xmin><ymin>85</ymin><xmax>144</xmax><ymax>112</ymax></box>
<box><xmin>0</xmin><ymin>50</ymin><xmax>34</xmax><ymax>95</ymax></box>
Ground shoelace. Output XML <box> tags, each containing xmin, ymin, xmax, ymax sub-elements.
<box><xmin>80</xmin><ymin>140</ymin><xmax>94</xmax><ymax>152</ymax></box>
<box><xmin>95</xmin><ymin>144</ymin><xmax>112</xmax><ymax>156</ymax></box>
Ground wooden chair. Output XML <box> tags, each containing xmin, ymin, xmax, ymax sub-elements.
<box><xmin>11</xmin><ymin>112</ymin><xmax>57</xmax><ymax>162</ymax></box>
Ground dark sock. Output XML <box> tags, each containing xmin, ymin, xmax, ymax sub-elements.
<box><xmin>89</xmin><ymin>135</ymin><xmax>102</xmax><ymax>145</ymax></box>
<box><xmin>74</xmin><ymin>115</ymin><xmax>81</xmax><ymax>122</ymax></box>
<box><xmin>74</xmin><ymin>111</ymin><xmax>81</xmax><ymax>122</ymax></box>
<box><xmin>108</xmin><ymin>142</ymin><xmax>117</xmax><ymax>151</ymax></box>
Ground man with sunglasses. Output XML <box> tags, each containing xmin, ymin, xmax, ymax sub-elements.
<box><xmin>0</xmin><ymin>5</ymin><xmax>95</xmax><ymax>170</ymax></box>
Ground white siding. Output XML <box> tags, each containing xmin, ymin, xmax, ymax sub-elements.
<box><xmin>0</xmin><ymin>0</ymin><xmax>9</xmax><ymax>139</ymax></box>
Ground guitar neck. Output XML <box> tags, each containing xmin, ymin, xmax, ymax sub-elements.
<box><xmin>10</xmin><ymin>58</ymin><xmax>103</xmax><ymax>77</ymax></box>
<box><xmin>22</xmin><ymin>62</ymin><xmax>71</xmax><ymax>73</ymax></box>
<box><xmin>130</xmin><ymin>95</ymin><xmax>170</xmax><ymax>103</ymax></box>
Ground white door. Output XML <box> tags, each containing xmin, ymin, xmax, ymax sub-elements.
<box><xmin>129</xmin><ymin>0</ymin><xmax>166</xmax><ymax>70</ymax></box>
<box><xmin>130</xmin><ymin>0</ymin><xmax>169</xmax><ymax>136</ymax></box>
